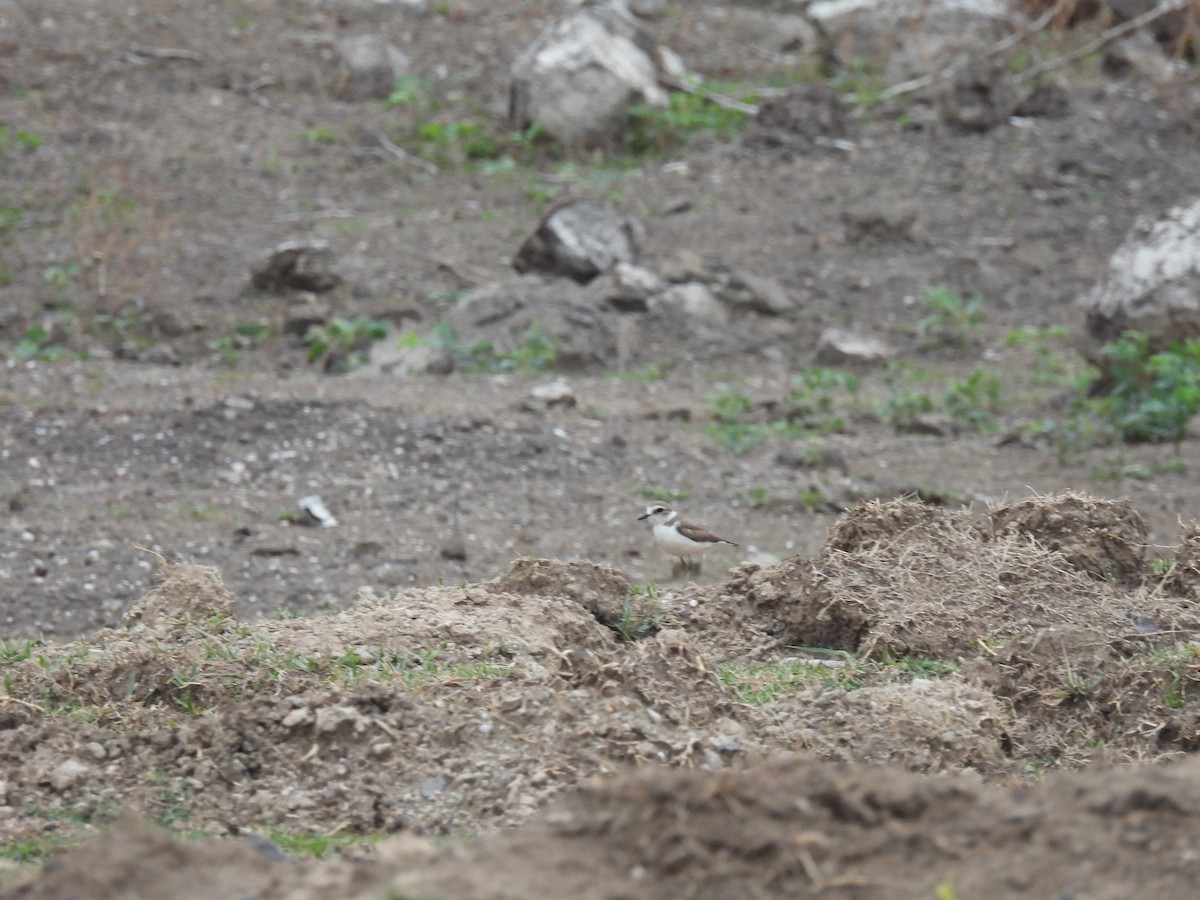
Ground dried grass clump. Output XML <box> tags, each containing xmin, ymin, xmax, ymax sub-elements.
<box><xmin>123</xmin><ymin>558</ymin><xmax>235</xmax><ymax>628</ymax></box>
<box><xmin>1162</xmin><ymin>521</ymin><xmax>1200</xmax><ymax>599</ymax></box>
<box><xmin>730</xmin><ymin>495</ymin><xmax>1190</xmax><ymax>663</ymax></box>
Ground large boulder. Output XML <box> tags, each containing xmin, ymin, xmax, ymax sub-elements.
<box><xmin>509</xmin><ymin>0</ymin><xmax>668</xmax><ymax>145</ymax></box>
<box><xmin>1080</xmin><ymin>198</ymin><xmax>1200</xmax><ymax>358</ymax></box>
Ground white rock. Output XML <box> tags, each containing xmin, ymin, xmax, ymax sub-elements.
<box><xmin>1080</xmin><ymin>198</ymin><xmax>1200</xmax><ymax>358</ymax></box>
<box><xmin>814</xmin><ymin>327</ymin><xmax>894</xmax><ymax>366</ymax></box>
<box><xmin>513</xmin><ymin>200</ymin><xmax>645</xmax><ymax>283</ymax></box>
<box><xmin>509</xmin><ymin>0</ymin><xmax>668</xmax><ymax>144</ymax></box>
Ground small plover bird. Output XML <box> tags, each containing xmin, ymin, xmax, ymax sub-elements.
<box><xmin>638</xmin><ymin>503</ymin><xmax>738</xmax><ymax>576</ymax></box>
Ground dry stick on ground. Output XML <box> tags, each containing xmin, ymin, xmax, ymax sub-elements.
<box><xmin>658</xmin><ymin>75</ymin><xmax>760</xmax><ymax>115</ymax></box>
<box><xmin>879</xmin><ymin>0</ymin><xmax>1071</xmax><ymax>101</ymax></box>
<box><xmin>1021</xmin><ymin>0</ymin><xmax>1192</xmax><ymax>80</ymax></box>
<box><xmin>371</xmin><ymin>130</ymin><xmax>440</xmax><ymax>174</ymax></box>
<box><xmin>878</xmin><ymin>0</ymin><xmax>1190</xmax><ymax>101</ymax></box>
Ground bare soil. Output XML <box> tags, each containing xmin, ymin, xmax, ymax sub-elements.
<box><xmin>4</xmin><ymin>0</ymin><xmax>1200</xmax><ymax>897</ymax></box>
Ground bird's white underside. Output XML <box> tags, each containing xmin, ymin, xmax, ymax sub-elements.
<box><xmin>652</xmin><ymin>522</ymin><xmax>724</xmax><ymax>559</ymax></box>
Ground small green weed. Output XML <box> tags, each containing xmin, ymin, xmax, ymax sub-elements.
<box><xmin>942</xmin><ymin>369</ymin><xmax>1002</xmax><ymax>432</ymax></box>
<box><xmin>1094</xmin><ymin>331</ymin><xmax>1200</xmax><ymax>444</ymax></box>
<box><xmin>830</xmin><ymin>62</ymin><xmax>886</xmax><ymax>107</ymax></box>
<box><xmin>623</xmin><ymin>84</ymin><xmax>750</xmax><ymax>155</ymax></box>
<box><xmin>0</xmin><ymin>124</ymin><xmax>43</xmax><ymax>153</ymax></box>
<box><xmin>706</xmin><ymin>369</ymin><xmax>857</xmax><ymax>455</ymax></box>
<box><xmin>744</xmin><ymin>486</ymin><xmax>770</xmax><ymax>508</ymax></box>
<box><xmin>0</xmin><ymin>193</ymin><xmax>21</xmax><ymax>238</ymax></box>
<box><xmin>435</xmin><ymin>321</ymin><xmax>559</xmax><ymax>374</ymax></box>
<box><xmin>298</xmin><ymin>126</ymin><xmax>338</xmax><ymax>144</ymax></box>
<box><xmin>266</xmin><ymin>829</ymin><xmax>384</xmax><ymax>859</ymax></box>
<box><xmin>719</xmin><ymin>649</ymin><xmax>955</xmax><ymax>705</ymax></box>
<box><xmin>384</xmin><ymin>74</ymin><xmax>433</xmax><ymax>109</ymax></box>
<box><xmin>1005</xmin><ymin>325</ymin><xmax>1075</xmax><ymax>385</ymax></box>
<box><xmin>212</xmin><ymin>321</ymin><xmax>273</xmax><ymax>367</ymax></box>
<box><xmin>305</xmin><ymin>317</ymin><xmax>390</xmax><ymax>373</ymax></box>
<box><xmin>705</xmin><ymin>389</ymin><xmax>766</xmax><ymax>455</ymax></box>
<box><xmin>911</xmin><ymin>286</ymin><xmax>984</xmax><ymax>348</ymax></box>
<box><xmin>618</xmin><ymin>583</ymin><xmax>663</xmax><ymax>642</ymax></box>
<box><xmin>784</xmin><ymin>367</ymin><xmax>860</xmax><ymax>433</ymax></box>
<box><xmin>11</xmin><ymin>323</ymin><xmax>78</xmax><ymax>362</ymax></box>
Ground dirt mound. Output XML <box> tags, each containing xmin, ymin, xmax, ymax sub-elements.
<box><xmin>7</xmin><ymin>502</ymin><xmax>1200</xmax><ymax>893</ymax></box>
<box><xmin>989</xmin><ymin>491</ymin><xmax>1149</xmax><ymax>586</ymax></box>
<box><xmin>20</xmin><ymin>755</ymin><xmax>1200</xmax><ymax>900</ymax></box>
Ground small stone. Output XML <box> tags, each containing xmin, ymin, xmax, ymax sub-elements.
<box><xmin>650</xmin><ymin>282</ymin><xmax>728</xmax><ymax>326</ymax></box>
<box><xmin>49</xmin><ymin>759</ymin><xmax>91</xmax><ymax>792</ymax></box>
<box><xmin>658</xmin><ymin>249</ymin><xmax>707</xmax><ymax>283</ymax></box>
<box><xmin>282</xmin><ymin>707</ymin><xmax>311</xmax><ymax>728</ymax></box>
<box><xmin>335</xmin><ymin>34</ymin><xmax>410</xmax><ymax>102</ymax></box>
<box><xmin>513</xmin><ymin>200</ymin><xmax>645</xmax><ymax>283</ymax></box>
<box><xmin>529</xmin><ymin>379</ymin><xmax>576</xmax><ymax>407</ymax></box>
<box><xmin>439</xmin><ymin>539</ymin><xmax>468</xmax><ymax>561</ymax></box>
<box><xmin>814</xmin><ymin>328</ymin><xmax>893</xmax><ymax>367</ymax></box>
<box><xmin>296</xmin><ymin>495</ymin><xmax>338</xmax><ymax>528</ymax></box>
<box><xmin>283</xmin><ymin>294</ymin><xmax>330</xmax><ymax>337</ymax></box>
<box><xmin>710</xmin><ymin>735</ymin><xmax>742</xmax><ymax>753</ymax></box>
<box><xmin>314</xmin><ymin>705</ymin><xmax>365</xmax><ymax>734</ymax></box>
<box><xmin>419</xmin><ymin>774</ymin><xmax>447</xmax><ymax>798</ymax></box>
<box><xmin>84</xmin><ymin>742</ymin><xmax>107</xmax><ymax>761</ymax></box>
<box><xmin>251</xmin><ymin>239</ymin><xmax>340</xmax><ymax>294</ymax></box>
<box><xmin>717</xmin><ymin>271</ymin><xmax>795</xmax><ymax>316</ymax></box>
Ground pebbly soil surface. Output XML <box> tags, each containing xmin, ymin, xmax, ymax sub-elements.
<box><xmin>3</xmin><ymin>0</ymin><xmax>1200</xmax><ymax>897</ymax></box>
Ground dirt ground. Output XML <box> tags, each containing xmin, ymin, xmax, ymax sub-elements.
<box><xmin>4</xmin><ymin>0</ymin><xmax>1200</xmax><ymax>896</ymax></box>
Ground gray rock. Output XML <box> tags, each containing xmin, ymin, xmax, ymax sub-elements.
<box><xmin>335</xmin><ymin>35</ymin><xmax>411</xmax><ymax>102</ymax></box>
<box><xmin>513</xmin><ymin>200</ymin><xmax>645</xmax><ymax>283</ymax></box>
<box><xmin>814</xmin><ymin>328</ymin><xmax>894</xmax><ymax>366</ymax></box>
<box><xmin>446</xmin><ymin>274</ymin><xmax>618</xmax><ymax>370</ymax></box>
<box><xmin>585</xmin><ymin>262</ymin><xmax>665</xmax><ymax>312</ymax></box>
<box><xmin>529</xmin><ymin>379</ymin><xmax>576</xmax><ymax>407</ymax></box>
<box><xmin>657</xmin><ymin>249</ymin><xmax>708</xmax><ymax>284</ymax></box>
<box><xmin>49</xmin><ymin>759</ymin><xmax>91</xmax><ymax>792</ymax></box>
<box><xmin>314</xmin><ymin>704</ymin><xmax>366</xmax><ymax>734</ymax></box>
<box><xmin>251</xmin><ymin>239</ymin><xmax>341</xmax><ymax>294</ymax></box>
<box><xmin>1080</xmin><ymin>197</ymin><xmax>1200</xmax><ymax>361</ymax></box>
<box><xmin>716</xmin><ymin>271</ymin><xmax>795</xmax><ymax>316</ymax></box>
<box><xmin>367</xmin><ymin>341</ymin><xmax>454</xmax><ymax>376</ymax></box>
<box><xmin>650</xmin><ymin>282</ymin><xmax>728</xmax><ymax>328</ymax></box>
<box><xmin>283</xmin><ymin>294</ymin><xmax>330</xmax><ymax>337</ymax></box>
<box><xmin>509</xmin><ymin>0</ymin><xmax>668</xmax><ymax>144</ymax></box>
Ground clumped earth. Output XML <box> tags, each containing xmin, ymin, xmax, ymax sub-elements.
<box><xmin>4</xmin><ymin>0</ymin><xmax>1200</xmax><ymax>896</ymax></box>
